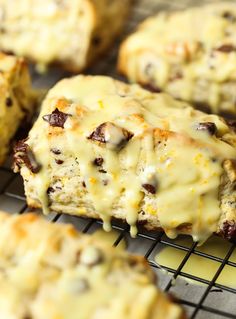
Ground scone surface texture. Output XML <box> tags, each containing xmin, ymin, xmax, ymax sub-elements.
<box><xmin>118</xmin><ymin>2</ymin><xmax>236</xmax><ymax>115</ymax></box>
<box><xmin>0</xmin><ymin>52</ymin><xmax>34</xmax><ymax>164</ymax></box>
<box><xmin>0</xmin><ymin>0</ymin><xmax>130</xmax><ymax>72</ymax></box>
<box><xmin>0</xmin><ymin>211</ymin><xmax>185</xmax><ymax>319</ymax></box>
<box><xmin>14</xmin><ymin>75</ymin><xmax>236</xmax><ymax>243</ymax></box>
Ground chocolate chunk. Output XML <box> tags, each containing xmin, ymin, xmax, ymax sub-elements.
<box><xmin>13</xmin><ymin>139</ymin><xmax>41</xmax><ymax>173</ymax></box>
<box><xmin>55</xmin><ymin>159</ymin><xmax>64</xmax><ymax>165</ymax></box>
<box><xmin>88</xmin><ymin>123</ymin><xmax>106</xmax><ymax>143</ymax></box>
<box><xmin>195</xmin><ymin>122</ymin><xmax>217</xmax><ymax>135</ymax></box>
<box><xmin>5</xmin><ymin>97</ymin><xmax>13</xmax><ymax>107</ymax></box>
<box><xmin>93</xmin><ymin>157</ymin><xmax>104</xmax><ymax>166</ymax></box>
<box><xmin>215</xmin><ymin>44</ymin><xmax>235</xmax><ymax>53</ymax></box>
<box><xmin>79</xmin><ymin>247</ymin><xmax>103</xmax><ymax>266</ymax></box>
<box><xmin>142</xmin><ymin>183</ymin><xmax>156</xmax><ymax>194</ymax></box>
<box><xmin>51</xmin><ymin>148</ymin><xmax>61</xmax><ymax>155</ymax></box>
<box><xmin>87</xmin><ymin>122</ymin><xmax>133</xmax><ymax>150</ymax></box>
<box><xmin>222</xmin><ymin>11</ymin><xmax>236</xmax><ymax>22</ymax></box>
<box><xmin>43</xmin><ymin>108</ymin><xmax>71</xmax><ymax>128</ymax></box>
<box><xmin>141</xmin><ymin>83</ymin><xmax>162</xmax><ymax>93</ymax></box>
<box><xmin>82</xmin><ymin>181</ymin><xmax>86</xmax><ymax>188</ymax></box>
<box><xmin>222</xmin><ymin>221</ymin><xmax>236</xmax><ymax>242</ymax></box>
<box><xmin>47</xmin><ymin>187</ymin><xmax>55</xmax><ymax>194</ymax></box>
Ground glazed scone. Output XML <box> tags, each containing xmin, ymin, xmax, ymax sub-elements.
<box><xmin>0</xmin><ymin>53</ymin><xmax>34</xmax><ymax>164</ymax></box>
<box><xmin>14</xmin><ymin>75</ymin><xmax>236</xmax><ymax>243</ymax></box>
<box><xmin>118</xmin><ymin>2</ymin><xmax>236</xmax><ymax>115</ymax></box>
<box><xmin>0</xmin><ymin>0</ymin><xmax>130</xmax><ymax>73</ymax></box>
<box><xmin>0</xmin><ymin>211</ymin><xmax>186</xmax><ymax>319</ymax></box>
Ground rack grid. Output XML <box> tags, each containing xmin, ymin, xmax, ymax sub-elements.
<box><xmin>0</xmin><ymin>0</ymin><xmax>235</xmax><ymax>318</ymax></box>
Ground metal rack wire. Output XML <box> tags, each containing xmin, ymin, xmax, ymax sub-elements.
<box><xmin>0</xmin><ymin>0</ymin><xmax>236</xmax><ymax>318</ymax></box>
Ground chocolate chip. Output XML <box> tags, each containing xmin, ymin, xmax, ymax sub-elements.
<box><xmin>103</xmin><ymin>180</ymin><xmax>108</xmax><ymax>186</ymax></box>
<box><xmin>87</xmin><ymin>122</ymin><xmax>133</xmax><ymax>150</ymax></box>
<box><xmin>55</xmin><ymin>159</ymin><xmax>64</xmax><ymax>165</ymax></box>
<box><xmin>99</xmin><ymin>169</ymin><xmax>107</xmax><ymax>173</ymax></box>
<box><xmin>142</xmin><ymin>183</ymin><xmax>156</xmax><ymax>194</ymax></box>
<box><xmin>92</xmin><ymin>36</ymin><xmax>101</xmax><ymax>46</ymax></box>
<box><xmin>226</xmin><ymin>119</ymin><xmax>236</xmax><ymax>132</ymax></box>
<box><xmin>5</xmin><ymin>97</ymin><xmax>13</xmax><ymax>107</ymax></box>
<box><xmin>128</xmin><ymin>256</ymin><xmax>139</xmax><ymax>267</ymax></box>
<box><xmin>141</xmin><ymin>83</ymin><xmax>162</xmax><ymax>93</ymax></box>
<box><xmin>93</xmin><ymin>157</ymin><xmax>104</xmax><ymax>166</ymax></box>
<box><xmin>215</xmin><ymin>44</ymin><xmax>235</xmax><ymax>53</ymax></box>
<box><xmin>169</xmin><ymin>71</ymin><xmax>183</xmax><ymax>81</ymax></box>
<box><xmin>47</xmin><ymin>187</ymin><xmax>55</xmax><ymax>194</ymax></box>
<box><xmin>222</xmin><ymin>11</ymin><xmax>236</xmax><ymax>22</ymax></box>
<box><xmin>144</xmin><ymin>63</ymin><xmax>155</xmax><ymax>77</ymax></box>
<box><xmin>13</xmin><ymin>139</ymin><xmax>41</xmax><ymax>173</ymax></box>
<box><xmin>43</xmin><ymin>108</ymin><xmax>71</xmax><ymax>128</ymax></box>
<box><xmin>51</xmin><ymin>148</ymin><xmax>61</xmax><ymax>155</ymax></box>
<box><xmin>82</xmin><ymin>181</ymin><xmax>86</xmax><ymax>188</ymax></box>
<box><xmin>79</xmin><ymin>247</ymin><xmax>103</xmax><ymax>266</ymax></box>
<box><xmin>221</xmin><ymin>221</ymin><xmax>236</xmax><ymax>242</ymax></box>
<box><xmin>195</xmin><ymin>122</ymin><xmax>217</xmax><ymax>135</ymax></box>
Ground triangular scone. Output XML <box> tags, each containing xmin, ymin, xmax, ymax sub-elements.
<box><xmin>118</xmin><ymin>2</ymin><xmax>236</xmax><ymax>115</ymax></box>
<box><xmin>0</xmin><ymin>0</ymin><xmax>130</xmax><ymax>72</ymax></box>
<box><xmin>0</xmin><ymin>212</ymin><xmax>186</xmax><ymax>319</ymax></box>
<box><xmin>14</xmin><ymin>75</ymin><xmax>236</xmax><ymax>243</ymax></box>
<box><xmin>0</xmin><ymin>53</ymin><xmax>35</xmax><ymax>164</ymax></box>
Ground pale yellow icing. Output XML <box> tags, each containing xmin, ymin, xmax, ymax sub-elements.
<box><xmin>21</xmin><ymin>76</ymin><xmax>236</xmax><ymax>243</ymax></box>
<box><xmin>119</xmin><ymin>2</ymin><xmax>236</xmax><ymax>114</ymax></box>
<box><xmin>0</xmin><ymin>212</ymin><xmax>185</xmax><ymax>319</ymax></box>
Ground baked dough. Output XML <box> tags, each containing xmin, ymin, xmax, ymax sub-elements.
<box><xmin>118</xmin><ymin>2</ymin><xmax>236</xmax><ymax>115</ymax></box>
<box><xmin>0</xmin><ymin>53</ymin><xmax>34</xmax><ymax>164</ymax></box>
<box><xmin>0</xmin><ymin>0</ymin><xmax>130</xmax><ymax>72</ymax></box>
<box><xmin>0</xmin><ymin>211</ymin><xmax>186</xmax><ymax>319</ymax></box>
<box><xmin>14</xmin><ymin>75</ymin><xmax>236</xmax><ymax>244</ymax></box>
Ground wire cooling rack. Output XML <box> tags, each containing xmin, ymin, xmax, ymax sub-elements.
<box><xmin>0</xmin><ymin>0</ymin><xmax>236</xmax><ymax>318</ymax></box>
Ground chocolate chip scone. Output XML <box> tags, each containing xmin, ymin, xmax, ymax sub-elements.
<box><xmin>0</xmin><ymin>211</ymin><xmax>186</xmax><ymax>319</ymax></box>
<box><xmin>14</xmin><ymin>75</ymin><xmax>236</xmax><ymax>243</ymax></box>
<box><xmin>0</xmin><ymin>53</ymin><xmax>35</xmax><ymax>164</ymax></box>
<box><xmin>118</xmin><ymin>2</ymin><xmax>236</xmax><ymax>116</ymax></box>
<box><xmin>0</xmin><ymin>0</ymin><xmax>130</xmax><ymax>73</ymax></box>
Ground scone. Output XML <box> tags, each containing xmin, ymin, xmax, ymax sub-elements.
<box><xmin>118</xmin><ymin>2</ymin><xmax>236</xmax><ymax>116</ymax></box>
<box><xmin>14</xmin><ymin>75</ymin><xmax>236</xmax><ymax>244</ymax></box>
<box><xmin>0</xmin><ymin>53</ymin><xmax>34</xmax><ymax>164</ymax></box>
<box><xmin>0</xmin><ymin>0</ymin><xmax>130</xmax><ymax>73</ymax></box>
<box><xmin>0</xmin><ymin>211</ymin><xmax>186</xmax><ymax>319</ymax></box>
